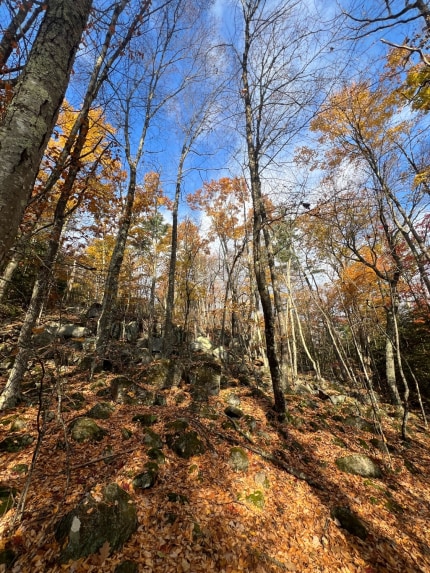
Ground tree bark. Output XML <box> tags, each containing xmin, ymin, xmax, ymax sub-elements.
<box><xmin>0</xmin><ymin>0</ymin><xmax>92</xmax><ymax>266</ymax></box>
<box><xmin>0</xmin><ymin>117</ymin><xmax>90</xmax><ymax>410</ymax></box>
<box><xmin>240</xmin><ymin>1</ymin><xmax>286</xmax><ymax>413</ymax></box>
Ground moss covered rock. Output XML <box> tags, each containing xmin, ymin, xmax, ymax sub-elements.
<box><xmin>335</xmin><ymin>454</ymin><xmax>382</xmax><ymax>478</ymax></box>
<box><xmin>55</xmin><ymin>483</ymin><xmax>137</xmax><ymax>563</ymax></box>
<box><xmin>69</xmin><ymin>418</ymin><xmax>107</xmax><ymax>443</ymax></box>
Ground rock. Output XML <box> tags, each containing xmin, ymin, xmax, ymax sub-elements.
<box><xmin>335</xmin><ymin>454</ymin><xmax>382</xmax><ymax>478</ymax></box>
<box><xmin>139</xmin><ymin>359</ymin><xmax>182</xmax><ymax>389</ymax></box>
<box><xmin>229</xmin><ymin>447</ymin><xmax>249</xmax><ymax>472</ymax></box>
<box><xmin>243</xmin><ymin>415</ymin><xmax>257</xmax><ymax>433</ymax></box>
<box><xmin>69</xmin><ymin>418</ymin><xmax>107</xmax><ymax>443</ymax></box>
<box><xmin>87</xmin><ymin>402</ymin><xmax>115</xmax><ymax>420</ymax></box>
<box><xmin>190</xmin><ymin>336</ymin><xmax>212</xmax><ymax>352</ymax></box>
<box><xmin>369</xmin><ymin>438</ymin><xmax>390</xmax><ymax>454</ymax></box>
<box><xmin>165</xmin><ymin>419</ymin><xmax>189</xmax><ymax>433</ymax></box>
<box><xmin>329</xmin><ymin>395</ymin><xmax>348</xmax><ymax>406</ymax></box>
<box><xmin>0</xmin><ymin>434</ymin><xmax>34</xmax><ymax>453</ymax></box>
<box><xmin>167</xmin><ymin>492</ymin><xmax>189</xmax><ymax>504</ymax></box>
<box><xmin>133</xmin><ymin>414</ymin><xmax>158</xmax><ymax>426</ymax></box>
<box><xmin>331</xmin><ymin>506</ymin><xmax>367</xmax><ymax>540</ymax></box>
<box><xmin>188</xmin><ymin>361</ymin><xmax>221</xmax><ymax>402</ymax></box>
<box><xmin>125</xmin><ymin>321</ymin><xmax>139</xmax><ymax>343</ymax></box>
<box><xmin>132</xmin><ymin>463</ymin><xmax>159</xmax><ymax>490</ymax></box>
<box><xmin>0</xmin><ymin>485</ymin><xmax>17</xmax><ymax>516</ymax></box>
<box><xmin>56</xmin><ymin>324</ymin><xmax>88</xmax><ymax>338</ymax></box>
<box><xmin>167</xmin><ymin>431</ymin><xmax>206</xmax><ymax>458</ymax></box>
<box><xmin>225</xmin><ymin>405</ymin><xmax>244</xmax><ymax>419</ymax></box>
<box><xmin>55</xmin><ymin>483</ymin><xmax>137</xmax><ymax>563</ymax></box>
<box><xmin>148</xmin><ymin>448</ymin><xmax>166</xmax><ymax>464</ymax></box>
<box><xmin>246</xmin><ymin>490</ymin><xmax>265</xmax><ymax>509</ymax></box>
<box><xmin>114</xmin><ymin>561</ymin><xmax>139</xmax><ymax>573</ymax></box>
<box><xmin>10</xmin><ymin>417</ymin><xmax>26</xmax><ymax>431</ymax></box>
<box><xmin>254</xmin><ymin>471</ymin><xmax>270</xmax><ymax>489</ymax></box>
<box><xmin>226</xmin><ymin>394</ymin><xmax>241</xmax><ymax>407</ymax></box>
<box><xmin>344</xmin><ymin>416</ymin><xmax>377</xmax><ymax>434</ymax></box>
<box><xmin>121</xmin><ymin>428</ymin><xmax>133</xmax><ymax>440</ymax></box>
<box><xmin>110</xmin><ymin>377</ymin><xmax>155</xmax><ymax>406</ymax></box>
<box><xmin>143</xmin><ymin>429</ymin><xmax>163</xmax><ymax>449</ymax></box>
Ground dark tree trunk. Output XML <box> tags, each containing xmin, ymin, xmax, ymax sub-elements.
<box><xmin>0</xmin><ymin>0</ymin><xmax>92</xmax><ymax>265</ymax></box>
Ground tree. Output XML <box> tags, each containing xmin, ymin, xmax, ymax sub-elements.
<box><xmin>95</xmin><ymin>0</ymin><xmax>203</xmax><ymax>360</ymax></box>
<box><xmin>230</xmin><ymin>0</ymin><xmax>331</xmax><ymax>412</ymax></box>
<box><xmin>0</xmin><ymin>0</ymin><xmax>93</xmax><ymax>266</ymax></box>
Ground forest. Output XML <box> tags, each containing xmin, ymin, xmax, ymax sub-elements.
<box><xmin>0</xmin><ymin>1</ymin><xmax>429</xmax><ymax>572</ymax></box>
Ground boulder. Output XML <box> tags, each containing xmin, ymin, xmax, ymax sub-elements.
<box><xmin>139</xmin><ymin>359</ymin><xmax>182</xmax><ymax>389</ymax></box>
<box><xmin>167</xmin><ymin>430</ymin><xmax>206</xmax><ymax>459</ymax></box>
<box><xmin>143</xmin><ymin>429</ymin><xmax>163</xmax><ymax>449</ymax></box>
<box><xmin>69</xmin><ymin>418</ymin><xmax>107</xmax><ymax>443</ymax></box>
<box><xmin>344</xmin><ymin>416</ymin><xmax>377</xmax><ymax>434</ymax></box>
<box><xmin>132</xmin><ymin>462</ymin><xmax>159</xmax><ymax>490</ymax></box>
<box><xmin>225</xmin><ymin>405</ymin><xmax>244</xmax><ymax>419</ymax></box>
<box><xmin>110</xmin><ymin>377</ymin><xmax>154</xmax><ymax>406</ymax></box>
<box><xmin>0</xmin><ymin>434</ymin><xmax>34</xmax><ymax>453</ymax></box>
<box><xmin>188</xmin><ymin>361</ymin><xmax>221</xmax><ymax>402</ymax></box>
<box><xmin>55</xmin><ymin>483</ymin><xmax>137</xmax><ymax>563</ymax></box>
<box><xmin>335</xmin><ymin>454</ymin><xmax>382</xmax><ymax>478</ymax></box>
<box><xmin>190</xmin><ymin>336</ymin><xmax>212</xmax><ymax>353</ymax></box>
<box><xmin>87</xmin><ymin>402</ymin><xmax>115</xmax><ymax>420</ymax></box>
<box><xmin>229</xmin><ymin>446</ymin><xmax>249</xmax><ymax>472</ymax></box>
<box><xmin>125</xmin><ymin>321</ymin><xmax>140</xmax><ymax>343</ymax></box>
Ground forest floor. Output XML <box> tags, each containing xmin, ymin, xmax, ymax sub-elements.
<box><xmin>0</xmin><ymin>330</ymin><xmax>430</xmax><ymax>572</ymax></box>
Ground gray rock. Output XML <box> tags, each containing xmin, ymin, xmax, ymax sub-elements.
<box><xmin>329</xmin><ymin>395</ymin><xmax>348</xmax><ymax>406</ymax></box>
<box><xmin>225</xmin><ymin>405</ymin><xmax>244</xmax><ymax>419</ymax></box>
<box><xmin>335</xmin><ymin>454</ymin><xmax>382</xmax><ymax>478</ymax></box>
<box><xmin>226</xmin><ymin>394</ymin><xmax>241</xmax><ymax>407</ymax></box>
<box><xmin>10</xmin><ymin>417</ymin><xmax>26</xmax><ymax>431</ymax></box>
<box><xmin>344</xmin><ymin>416</ymin><xmax>377</xmax><ymax>434</ymax></box>
<box><xmin>55</xmin><ymin>483</ymin><xmax>137</xmax><ymax>563</ymax></box>
<box><xmin>143</xmin><ymin>429</ymin><xmax>163</xmax><ymax>449</ymax></box>
<box><xmin>189</xmin><ymin>361</ymin><xmax>221</xmax><ymax>402</ymax></box>
<box><xmin>190</xmin><ymin>336</ymin><xmax>212</xmax><ymax>352</ymax></box>
<box><xmin>331</xmin><ymin>506</ymin><xmax>367</xmax><ymax>540</ymax></box>
<box><xmin>56</xmin><ymin>324</ymin><xmax>88</xmax><ymax>338</ymax></box>
<box><xmin>133</xmin><ymin>414</ymin><xmax>158</xmax><ymax>426</ymax></box>
<box><xmin>167</xmin><ymin>431</ymin><xmax>206</xmax><ymax>458</ymax></box>
<box><xmin>87</xmin><ymin>402</ymin><xmax>115</xmax><ymax>420</ymax></box>
<box><xmin>139</xmin><ymin>359</ymin><xmax>182</xmax><ymax>389</ymax></box>
<box><xmin>69</xmin><ymin>418</ymin><xmax>107</xmax><ymax>443</ymax></box>
<box><xmin>0</xmin><ymin>434</ymin><xmax>34</xmax><ymax>453</ymax></box>
<box><xmin>229</xmin><ymin>447</ymin><xmax>249</xmax><ymax>472</ymax></box>
<box><xmin>110</xmin><ymin>377</ymin><xmax>154</xmax><ymax>406</ymax></box>
<box><xmin>132</xmin><ymin>463</ymin><xmax>158</xmax><ymax>490</ymax></box>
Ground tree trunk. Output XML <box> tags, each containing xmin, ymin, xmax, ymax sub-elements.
<box><xmin>95</xmin><ymin>165</ymin><xmax>137</xmax><ymax>359</ymax></box>
<box><xmin>240</xmin><ymin>5</ymin><xmax>286</xmax><ymax>413</ymax></box>
<box><xmin>0</xmin><ymin>0</ymin><xmax>92</xmax><ymax>265</ymax></box>
<box><xmin>0</xmin><ymin>118</ymin><xmax>90</xmax><ymax>410</ymax></box>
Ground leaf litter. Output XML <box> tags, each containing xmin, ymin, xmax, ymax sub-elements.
<box><xmin>0</xmin><ymin>366</ymin><xmax>429</xmax><ymax>573</ymax></box>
